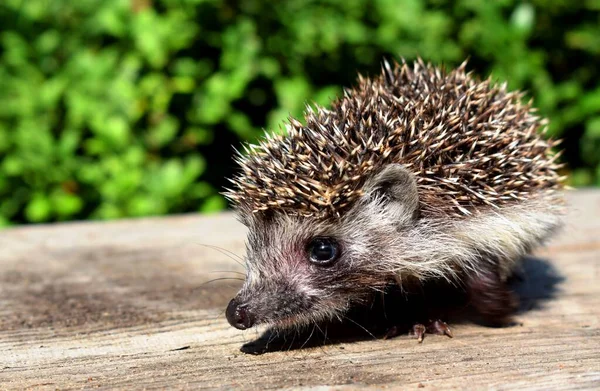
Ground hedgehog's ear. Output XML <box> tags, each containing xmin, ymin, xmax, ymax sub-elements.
<box><xmin>363</xmin><ymin>164</ymin><xmax>419</xmax><ymax>222</ymax></box>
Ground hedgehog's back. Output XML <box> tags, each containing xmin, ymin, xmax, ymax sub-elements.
<box><xmin>226</xmin><ymin>59</ymin><xmax>564</xmax><ymax>219</ymax></box>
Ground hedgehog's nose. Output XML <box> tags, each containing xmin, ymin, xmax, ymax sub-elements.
<box><xmin>226</xmin><ymin>298</ymin><xmax>255</xmax><ymax>330</ymax></box>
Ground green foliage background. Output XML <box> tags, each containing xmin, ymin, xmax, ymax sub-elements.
<box><xmin>0</xmin><ymin>0</ymin><xmax>598</xmax><ymax>225</ymax></box>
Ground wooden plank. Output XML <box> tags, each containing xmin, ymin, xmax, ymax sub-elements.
<box><xmin>0</xmin><ymin>190</ymin><xmax>599</xmax><ymax>390</ymax></box>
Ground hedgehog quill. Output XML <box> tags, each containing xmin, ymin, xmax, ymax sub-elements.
<box><xmin>223</xmin><ymin>59</ymin><xmax>565</xmax><ymax>343</ymax></box>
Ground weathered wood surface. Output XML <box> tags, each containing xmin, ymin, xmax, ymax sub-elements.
<box><xmin>1</xmin><ymin>190</ymin><xmax>599</xmax><ymax>390</ymax></box>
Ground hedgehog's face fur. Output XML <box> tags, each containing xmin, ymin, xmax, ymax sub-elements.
<box><xmin>226</xmin><ymin>165</ymin><xmax>420</xmax><ymax>330</ymax></box>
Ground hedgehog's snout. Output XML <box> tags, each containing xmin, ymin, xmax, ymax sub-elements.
<box><xmin>226</xmin><ymin>297</ymin><xmax>256</xmax><ymax>330</ymax></box>
<box><xmin>225</xmin><ymin>274</ymin><xmax>316</xmax><ymax>329</ymax></box>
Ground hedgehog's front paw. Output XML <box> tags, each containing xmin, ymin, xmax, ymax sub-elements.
<box><xmin>412</xmin><ymin>319</ymin><xmax>453</xmax><ymax>343</ymax></box>
<box><xmin>383</xmin><ymin>319</ymin><xmax>453</xmax><ymax>342</ymax></box>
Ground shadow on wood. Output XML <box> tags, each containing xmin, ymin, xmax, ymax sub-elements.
<box><xmin>511</xmin><ymin>256</ymin><xmax>565</xmax><ymax>313</ymax></box>
<box><xmin>240</xmin><ymin>256</ymin><xmax>563</xmax><ymax>355</ymax></box>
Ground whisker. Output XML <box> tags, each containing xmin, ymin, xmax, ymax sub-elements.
<box><xmin>266</xmin><ymin>330</ymin><xmax>278</xmax><ymax>347</ymax></box>
<box><xmin>208</xmin><ymin>270</ymin><xmax>246</xmax><ymax>276</ymax></box>
<box><xmin>313</xmin><ymin>322</ymin><xmax>327</xmax><ymax>344</ymax></box>
<box><xmin>381</xmin><ymin>292</ymin><xmax>388</xmax><ymax>321</ymax></box>
<box><xmin>311</xmin><ymin>322</ymin><xmax>334</xmax><ymax>356</ymax></box>
<box><xmin>342</xmin><ymin>315</ymin><xmax>377</xmax><ymax>340</ymax></box>
<box><xmin>270</xmin><ymin>328</ymin><xmax>281</xmax><ymax>349</ymax></box>
<box><xmin>285</xmin><ymin>329</ymin><xmax>297</xmax><ymax>352</ymax></box>
<box><xmin>195</xmin><ymin>243</ymin><xmax>246</xmax><ymax>269</ymax></box>
<box><xmin>299</xmin><ymin>324</ymin><xmax>317</xmax><ymax>350</ymax></box>
<box><xmin>203</xmin><ymin>243</ymin><xmax>245</xmax><ymax>262</ymax></box>
<box><xmin>210</xmin><ymin>309</ymin><xmax>227</xmax><ymax>321</ymax></box>
<box><xmin>199</xmin><ymin>277</ymin><xmax>245</xmax><ymax>287</ymax></box>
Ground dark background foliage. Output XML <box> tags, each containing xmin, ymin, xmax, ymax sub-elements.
<box><xmin>0</xmin><ymin>0</ymin><xmax>598</xmax><ymax>226</ymax></box>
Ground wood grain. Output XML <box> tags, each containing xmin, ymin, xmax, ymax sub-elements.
<box><xmin>0</xmin><ymin>191</ymin><xmax>599</xmax><ymax>390</ymax></box>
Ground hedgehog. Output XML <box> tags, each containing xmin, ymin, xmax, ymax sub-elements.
<box><xmin>223</xmin><ymin>58</ymin><xmax>565</xmax><ymax>343</ymax></box>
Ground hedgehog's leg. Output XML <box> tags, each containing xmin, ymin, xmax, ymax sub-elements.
<box><xmin>411</xmin><ymin>320</ymin><xmax>453</xmax><ymax>343</ymax></box>
<box><xmin>466</xmin><ymin>261</ymin><xmax>518</xmax><ymax>326</ymax></box>
<box><xmin>427</xmin><ymin>319</ymin><xmax>453</xmax><ymax>338</ymax></box>
<box><xmin>383</xmin><ymin>319</ymin><xmax>453</xmax><ymax>342</ymax></box>
<box><xmin>382</xmin><ymin>276</ymin><xmax>456</xmax><ymax>341</ymax></box>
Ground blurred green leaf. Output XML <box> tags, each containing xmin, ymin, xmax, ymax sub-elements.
<box><xmin>25</xmin><ymin>194</ymin><xmax>51</xmax><ymax>222</ymax></box>
<box><xmin>201</xmin><ymin>194</ymin><xmax>227</xmax><ymax>213</ymax></box>
<box><xmin>511</xmin><ymin>3</ymin><xmax>535</xmax><ymax>35</ymax></box>
<box><xmin>0</xmin><ymin>0</ymin><xmax>598</xmax><ymax>225</ymax></box>
<box><xmin>147</xmin><ymin>116</ymin><xmax>179</xmax><ymax>148</ymax></box>
<box><xmin>51</xmin><ymin>189</ymin><xmax>83</xmax><ymax>219</ymax></box>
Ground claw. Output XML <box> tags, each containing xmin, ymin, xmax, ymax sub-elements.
<box><xmin>383</xmin><ymin>326</ymin><xmax>399</xmax><ymax>340</ymax></box>
<box><xmin>412</xmin><ymin>323</ymin><xmax>426</xmax><ymax>343</ymax></box>
<box><xmin>383</xmin><ymin>320</ymin><xmax>453</xmax><ymax>342</ymax></box>
<box><xmin>427</xmin><ymin>319</ymin><xmax>453</xmax><ymax>338</ymax></box>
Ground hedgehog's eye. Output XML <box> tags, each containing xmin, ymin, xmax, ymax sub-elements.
<box><xmin>307</xmin><ymin>237</ymin><xmax>340</xmax><ymax>266</ymax></box>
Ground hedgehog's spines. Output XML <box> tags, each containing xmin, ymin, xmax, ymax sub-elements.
<box><xmin>225</xmin><ymin>58</ymin><xmax>563</xmax><ymax>219</ymax></box>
